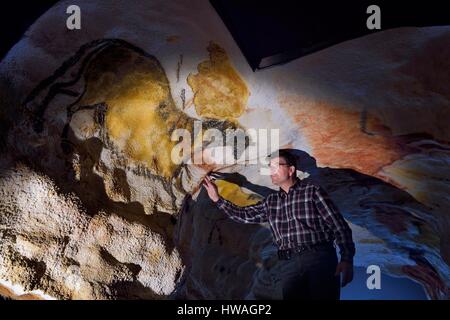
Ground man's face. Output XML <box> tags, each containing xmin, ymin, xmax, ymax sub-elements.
<box><xmin>269</xmin><ymin>156</ymin><xmax>294</xmax><ymax>185</ymax></box>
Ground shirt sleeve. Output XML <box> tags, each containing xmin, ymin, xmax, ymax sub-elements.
<box><xmin>313</xmin><ymin>185</ymin><xmax>355</xmax><ymax>262</ymax></box>
<box><xmin>215</xmin><ymin>196</ymin><xmax>268</xmax><ymax>224</ymax></box>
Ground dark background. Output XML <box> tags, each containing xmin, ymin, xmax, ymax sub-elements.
<box><xmin>1</xmin><ymin>1</ymin><xmax>449</xmax><ymax>67</ymax></box>
<box><xmin>0</xmin><ymin>1</ymin><xmax>59</xmax><ymax>60</ymax></box>
<box><xmin>211</xmin><ymin>0</ymin><xmax>450</xmax><ymax>69</ymax></box>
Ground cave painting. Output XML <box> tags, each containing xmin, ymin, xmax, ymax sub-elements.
<box><xmin>0</xmin><ymin>0</ymin><xmax>449</xmax><ymax>301</ymax></box>
<box><xmin>188</xmin><ymin>42</ymin><xmax>249</xmax><ymax>121</ymax></box>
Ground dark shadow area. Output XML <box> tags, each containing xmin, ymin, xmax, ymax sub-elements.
<box><xmin>0</xmin><ymin>1</ymin><xmax>60</xmax><ymax>60</ymax></box>
<box><xmin>211</xmin><ymin>0</ymin><xmax>450</xmax><ymax>70</ymax></box>
<box><xmin>172</xmin><ymin>187</ymin><xmax>270</xmax><ymax>299</ymax></box>
<box><xmin>109</xmin><ymin>280</ymin><xmax>164</xmax><ymax>300</ymax></box>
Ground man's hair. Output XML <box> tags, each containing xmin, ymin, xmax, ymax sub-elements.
<box><xmin>268</xmin><ymin>149</ymin><xmax>297</xmax><ymax>176</ymax></box>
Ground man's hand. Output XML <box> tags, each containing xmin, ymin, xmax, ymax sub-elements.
<box><xmin>335</xmin><ymin>261</ymin><xmax>354</xmax><ymax>287</ymax></box>
<box><xmin>202</xmin><ymin>175</ymin><xmax>220</xmax><ymax>202</ymax></box>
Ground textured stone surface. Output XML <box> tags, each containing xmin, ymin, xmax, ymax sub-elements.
<box><xmin>0</xmin><ymin>0</ymin><xmax>449</xmax><ymax>299</ymax></box>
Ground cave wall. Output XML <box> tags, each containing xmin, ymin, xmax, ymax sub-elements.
<box><xmin>0</xmin><ymin>0</ymin><xmax>449</xmax><ymax>299</ymax></box>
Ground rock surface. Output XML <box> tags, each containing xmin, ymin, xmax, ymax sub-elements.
<box><xmin>0</xmin><ymin>0</ymin><xmax>449</xmax><ymax>299</ymax></box>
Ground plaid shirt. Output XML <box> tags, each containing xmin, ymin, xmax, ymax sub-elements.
<box><xmin>215</xmin><ymin>178</ymin><xmax>355</xmax><ymax>262</ymax></box>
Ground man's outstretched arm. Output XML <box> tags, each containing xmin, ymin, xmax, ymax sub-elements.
<box><xmin>203</xmin><ymin>175</ymin><xmax>268</xmax><ymax>224</ymax></box>
<box><xmin>215</xmin><ymin>196</ymin><xmax>268</xmax><ymax>224</ymax></box>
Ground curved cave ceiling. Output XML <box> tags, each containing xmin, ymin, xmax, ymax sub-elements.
<box><xmin>0</xmin><ymin>0</ymin><xmax>449</xmax><ymax>300</ymax></box>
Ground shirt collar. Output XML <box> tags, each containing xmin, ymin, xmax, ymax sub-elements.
<box><xmin>278</xmin><ymin>178</ymin><xmax>302</xmax><ymax>195</ymax></box>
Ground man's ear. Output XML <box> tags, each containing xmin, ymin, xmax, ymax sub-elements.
<box><xmin>289</xmin><ymin>166</ymin><xmax>295</xmax><ymax>177</ymax></box>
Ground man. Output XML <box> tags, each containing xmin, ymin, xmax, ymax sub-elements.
<box><xmin>202</xmin><ymin>149</ymin><xmax>355</xmax><ymax>300</ymax></box>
